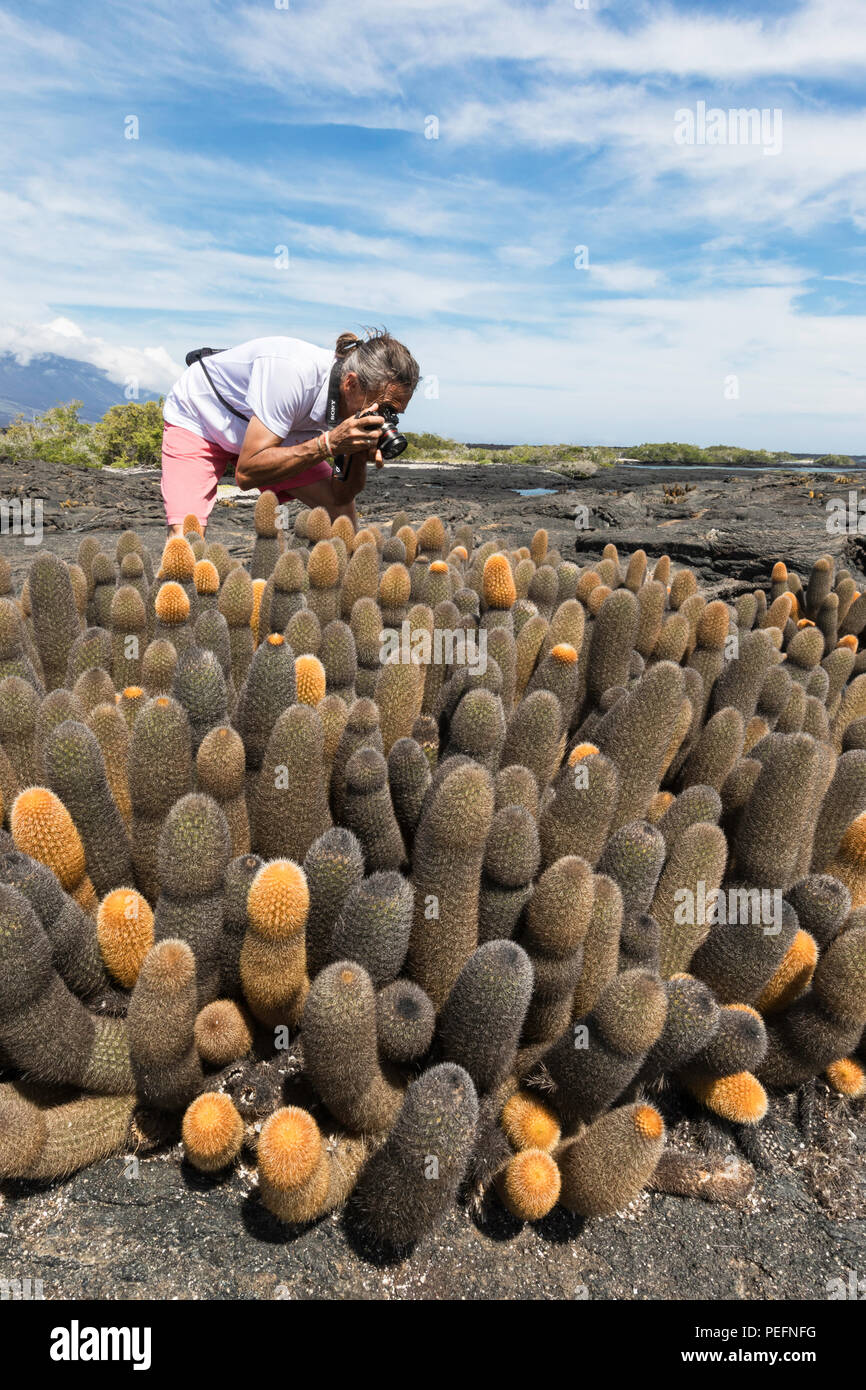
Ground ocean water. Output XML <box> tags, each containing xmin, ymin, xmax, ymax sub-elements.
<box><xmin>513</xmin><ymin>487</ymin><xmax>558</xmax><ymax>496</ymax></box>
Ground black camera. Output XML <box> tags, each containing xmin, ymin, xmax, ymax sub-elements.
<box><xmin>359</xmin><ymin>402</ymin><xmax>408</xmax><ymax>460</ymax></box>
<box><xmin>332</xmin><ymin>403</ymin><xmax>408</xmax><ymax>480</ymax></box>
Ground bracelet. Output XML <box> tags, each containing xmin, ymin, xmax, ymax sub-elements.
<box><xmin>320</xmin><ymin>431</ymin><xmax>332</xmax><ymax>460</ymax></box>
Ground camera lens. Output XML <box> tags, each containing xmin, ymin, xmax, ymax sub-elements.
<box><xmin>377</xmin><ymin>404</ymin><xmax>407</xmax><ymax>459</ymax></box>
<box><xmin>379</xmin><ymin>425</ymin><xmax>407</xmax><ymax>459</ymax></box>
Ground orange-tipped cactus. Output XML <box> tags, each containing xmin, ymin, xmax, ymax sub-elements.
<box><xmin>182</xmin><ymin>1092</ymin><xmax>244</xmax><ymax>1172</ymax></box>
<box><xmin>550</xmin><ymin>641</ymin><xmax>578</xmax><ymax>666</ymax></box>
<box><xmin>250</xmin><ymin>577</ymin><xmax>267</xmax><ymax>645</ymax></box>
<box><xmin>246</xmin><ymin>859</ymin><xmax>309</xmax><ymax>939</ymax></box>
<box><xmin>826</xmin><ymin>814</ymin><xmax>866</xmax><ymax>908</ymax></box>
<box><xmin>568</xmin><ymin>741</ymin><xmax>599</xmax><ymax>766</ymax></box>
<box><xmin>154</xmin><ymin>581</ymin><xmax>190</xmax><ymax>625</ymax></box>
<box><xmin>423</xmin><ymin>560</ymin><xmax>452</xmax><ymax>610</ymax></box>
<box><xmin>825</xmin><ymin>1057</ymin><xmax>866</xmax><ymax>1098</ymax></box>
<box><xmin>240</xmin><ymin>860</ymin><xmax>310</xmax><ymax>1027</ymax></box>
<box><xmin>194</xmin><ymin>558</ymin><xmax>220</xmax><ymax>597</ymax></box>
<box><xmin>496</xmin><ymin>1149</ymin><xmax>561</xmax><ymax>1221</ymax></box>
<box><xmin>160</xmin><ymin>537</ymin><xmax>196</xmax><ymax>583</ymax></box>
<box><xmin>557</xmin><ymin>1102</ymin><xmax>666</xmax><ymax>1216</ymax></box>
<box><xmin>686</xmin><ymin>1071</ymin><xmax>768</xmax><ymax>1124</ymax></box>
<box><xmin>182</xmin><ymin>513</ymin><xmax>202</xmax><ymax>536</ymax></box>
<box><xmin>483</xmin><ymin>553</ymin><xmax>517</xmax><ymax>610</ymax></box>
<box><xmin>120</xmin><ymin>685</ymin><xmax>146</xmax><ymax>726</ymax></box>
<box><xmin>257</xmin><ymin>1106</ymin><xmax>330</xmax><ymax>1224</ymax></box>
<box><xmin>296</xmin><ymin>653</ymin><xmax>327</xmax><ymax>706</ymax></box>
<box><xmin>648</xmin><ymin>790</ymin><xmax>676</xmax><ymax>823</ymax></box>
<box><xmin>97</xmin><ymin>887</ymin><xmax>154</xmax><ymax>987</ymax></box>
<box><xmin>756</xmin><ymin>930</ymin><xmax>819</xmax><ymax>1014</ymax></box>
<box><xmin>10</xmin><ymin>787</ymin><xmax>95</xmax><ymax>910</ymax></box>
<box><xmin>500</xmin><ymin>1090</ymin><xmax>561</xmax><ymax>1152</ymax></box>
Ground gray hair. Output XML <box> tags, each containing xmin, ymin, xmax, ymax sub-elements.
<box><xmin>335</xmin><ymin>328</ymin><xmax>419</xmax><ymax>398</ymax></box>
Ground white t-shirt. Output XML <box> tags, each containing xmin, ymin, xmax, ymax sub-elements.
<box><xmin>163</xmin><ymin>337</ymin><xmax>334</xmax><ymax>453</ymax></box>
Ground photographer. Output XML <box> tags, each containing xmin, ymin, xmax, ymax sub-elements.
<box><xmin>160</xmin><ymin>330</ymin><xmax>419</xmax><ymax>535</ymax></box>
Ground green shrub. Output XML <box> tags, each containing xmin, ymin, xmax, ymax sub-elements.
<box><xmin>0</xmin><ymin>397</ymin><xmax>165</xmax><ymax>470</ymax></box>
<box><xmin>96</xmin><ymin>400</ymin><xmax>164</xmax><ymax>468</ymax></box>
<box><xmin>402</xmin><ymin>433</ymin><xmax>617</xmax><ymax>471</ymax></box>
<box><xmin>1</xmin><ymin>401</ymin><xmax>101</xmax><ymax>468</ymax></box>
<box><xmin>631</xmin><ymin>442</ymin><xmax>807</xmax><ymax>468</ymax></box>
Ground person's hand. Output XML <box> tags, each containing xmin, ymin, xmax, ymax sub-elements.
<box><xmin>330</xmin><ymin>407</ymin><xmax>383</xmax><ymax>458</ymax></box>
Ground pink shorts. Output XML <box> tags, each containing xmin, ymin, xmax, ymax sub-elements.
<box><xmin>160</xmin><ymin>422</ymin><xmax>334</xmax><ymax>527</ymax></box>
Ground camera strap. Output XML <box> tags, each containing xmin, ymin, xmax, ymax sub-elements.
<box><xmin>187</xmin><ymin>348</ymin><xmax>251</xmax><ymax>423</ymax></box>
<box><xmin>187</xmin><ymin>348</ymin><xmax>352</xmax><ymax>456</ymax></box>
<box><xmin>324</xmin><ymin>357</ymin><xmax>343</xmax><ymax>434</ymax></box>
<box><xmin>325</xmin><ymin>356</ymin><xmax>352</xmax><ymax>478</ymax></box>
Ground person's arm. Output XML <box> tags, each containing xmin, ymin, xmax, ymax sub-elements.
<box><xmin>235</xmin><ymin>416</ymin><xmax>326</xmax><ymax>489</ymax></box>
<box><xmin>235</xmin><ymin>413</ymin><xmax>384</xmax><ymax>491</ymax></box>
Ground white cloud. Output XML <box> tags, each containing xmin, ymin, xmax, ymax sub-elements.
<box><xmin>0</xmin><ymin>0</ymin><xmax>864</xmax><ymax>451</ymax></box>
<box><xmin>402</xmin><ymin>285</ymin><xmax>866</xmax><ymax>452</ymax></box>
<box><xmin>218</xmin><ymin>0</ymin><xmax>866</xmax><ymax>89</ymax></box>
<box><xmin>0</xmin><ymin>319</ymin><xmax>182</xmax><ymax>393</ymax></box>
<box><xmin>588</xmin><ymin>263</ymin><xmax>663</xmax><ymax>293</ymax></box>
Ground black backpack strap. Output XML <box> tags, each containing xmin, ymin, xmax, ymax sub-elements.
<box><xmin>185</xmin><ymin>347</ymin><xmax>223</xmax><ymax>367</ymax></box>
<box><xmin>184</xmin><ymin>347</ymin><xmax>251</xmax><ymax>423</ymax></box>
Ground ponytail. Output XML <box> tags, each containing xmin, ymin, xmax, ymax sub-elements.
<box><xmin>335</xmin><ymin>332</ymin><xmax>363</xmax><ymax>359</ymax></box>
<box><xmin>334</xmin><ymin>326</ymin><xmax>420</xmax><ymax>397</ymax></box>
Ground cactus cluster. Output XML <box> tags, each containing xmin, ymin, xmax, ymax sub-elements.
<box><xmin>0</xmin><ymin>505</ymin><xmax>863</xmax><ymax>1255</ymax></box>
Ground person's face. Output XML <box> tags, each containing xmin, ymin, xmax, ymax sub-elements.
<box><xmin>340</xmin><ymin>371</ymin><xmax>412</xmax><ymax>419</ymax></box>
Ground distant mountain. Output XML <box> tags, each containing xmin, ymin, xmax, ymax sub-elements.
<box><xmin>0</xmin><ymin>352</ymin><xmax>162</xmax><ymax>425</ymax></box>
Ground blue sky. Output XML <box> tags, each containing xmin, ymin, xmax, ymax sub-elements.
<box><xmin>1</xmin><ymin>0</ymin><xmax>865</xmax><ymax>449</ymax></box>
